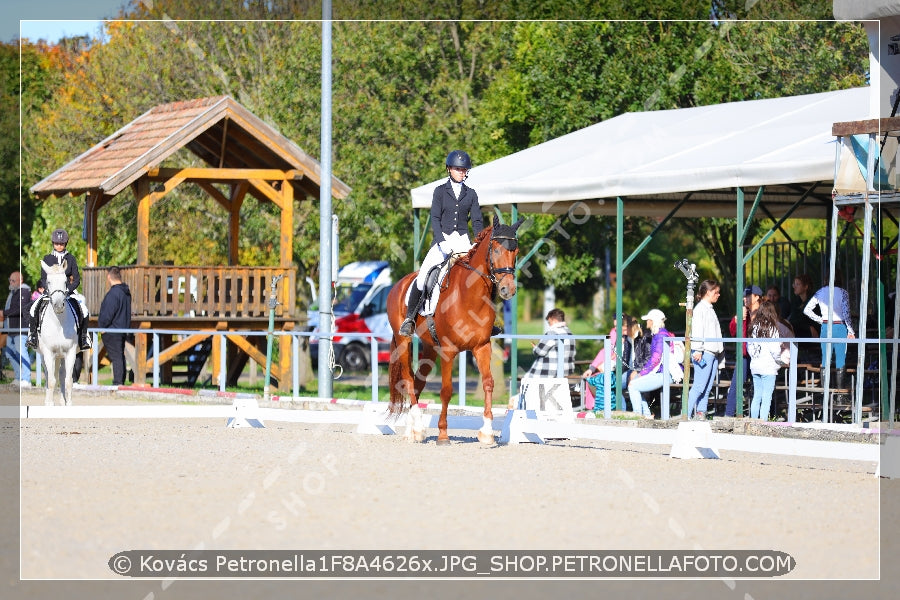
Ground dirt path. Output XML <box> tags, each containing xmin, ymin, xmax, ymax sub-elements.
<box><xmin>4</xmin><ymin>384</ymin><xmax>897</xmax><ymax>599</ymax></box>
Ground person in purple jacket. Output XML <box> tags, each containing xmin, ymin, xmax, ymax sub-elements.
<box><xmin>626</xmin><ymin>308</ymin><xmax>680</xmax><ymax>419</ymax></box>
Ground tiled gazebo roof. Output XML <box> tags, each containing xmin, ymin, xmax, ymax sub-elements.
<box><xmin>30</xmin><ymin>95</ymin><xmax>350</xmax><ymax>200</ymax></box>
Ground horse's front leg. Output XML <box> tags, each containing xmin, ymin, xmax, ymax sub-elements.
<box><xmin>473</xmin><ymin>342</ymin><xmax>496</xmax><ymax>445</ymax></box>
<box><xmin>436</xmin><ymin>354</ymin><xmax>455</xmax><ymax>445</ymax></box>
<box><xmin>62</xmin><ymin>351</ymin><xmax>76</xmax><ymax>406</ymax></box>
<box><xmin>44</xmin><ymin>357</ymin><xmax>57</xmax><ymax>407</ymax></box>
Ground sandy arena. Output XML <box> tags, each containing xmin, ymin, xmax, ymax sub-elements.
<box><xmin>3</xmin><ymin>384</ymin><xmax>897</xmax><ymax>599</ymax></box>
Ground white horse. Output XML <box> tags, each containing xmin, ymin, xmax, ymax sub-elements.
<box><xmin>37</xmin><ymin>260</ymin><xmax>80</xmax><ymax>406</ymax></box>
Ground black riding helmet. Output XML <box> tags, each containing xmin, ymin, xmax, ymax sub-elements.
<box><xmin>51</xmin><ymin>228</ymin><xmax>69</xmax><ymax>245</ymax></box>
<box><xmin>446</xmin><ymin>150</ymin><xmax>472</xmax><ymax>181</ymax></box>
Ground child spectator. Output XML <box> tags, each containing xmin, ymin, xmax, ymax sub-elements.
<box><xmin>747</xmin><ymin>300</ymin><xmax>784</xmax><ymax>421</ymax></box>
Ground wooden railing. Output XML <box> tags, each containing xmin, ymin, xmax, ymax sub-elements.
<box><xmin>82</xmin><ymin>266</ymin><xmax>296</xmax><ymax>319</ymax></box>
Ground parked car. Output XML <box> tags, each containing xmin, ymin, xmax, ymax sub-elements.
<box><xmin>310</xmin><ymin>263</ymin><xmax>394</xmax><ymax>372</ymax></box>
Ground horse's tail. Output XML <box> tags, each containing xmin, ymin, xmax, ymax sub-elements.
<box><xmin>387</xmin><ymin>337</ymin><xmax>409</xmax><ymax>415</ymax></box>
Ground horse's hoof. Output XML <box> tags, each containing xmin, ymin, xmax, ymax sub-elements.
<box><xmin>414</xmin><ymin>430</ymin><xmax>426</xmax><ymax>443</ymax></box>
<box><xmin>436</xmin><ymin>437</ymin><xmax>451</xmax><ymax>446</ymax></box>
<box><xmin>477</xmin><ymin>431</ymin><xmax>496</xmax><ymax>445</ymax></box>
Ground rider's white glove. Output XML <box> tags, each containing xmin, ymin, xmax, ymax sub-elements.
<box><xmin>438</xmin><ymin>231</ymin><xmax>472</xmax><ymax>255</ymax></box>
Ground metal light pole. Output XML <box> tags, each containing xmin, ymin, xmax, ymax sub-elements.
<box><xmin>317</xmin><ymin>2</ymin><xmax>334</xmax><ymax>399</ymax></box>
<box><xmin>674</xmin><ymin>258</ymin><xmax>699</xmax><ymax>417</ymax></box>
<box><xmin>264</xmin><ymin>274</ymin><xmax>284</xmax><ymax>402</ymax></box>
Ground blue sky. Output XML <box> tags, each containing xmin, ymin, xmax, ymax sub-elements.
<box><xmin>7</xmin><ymin>0</ymin><xmax>127</xmax><ymax>44</ymax></box>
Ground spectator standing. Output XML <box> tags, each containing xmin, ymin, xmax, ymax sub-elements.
<box><xmin>97</xmin><ymin>267</ymin><xmax>132</xmax><ymax>386</ymax></box>
<box><xmin>748</xmin><ymin>301</ymin><xmax>784</xmax><ymax>420</ymax></box>
<box><xmin>626</xmin><ymin>308</ymin><xmax>677</xmax><ymax>419</ymax></box>
<box><xmin>803</xmin><ymin>271</ymin><xmax>856</xmax><ymax>399</ymax></box>
<box><xmin>725</xmin><ymin>285</ymin><xmax>763</xmax><ymax>417</ymax></box>
<box><xmin>687</xmin><ymin>280</ymin><xmax>724</xmax><ymax>420</ymax></box>
<box><xmin>2</xmin><ymin>272</ymin><xmax>32</xmax><ymax>387</ymax></box>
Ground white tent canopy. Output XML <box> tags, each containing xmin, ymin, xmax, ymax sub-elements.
<box><xmin>411</xmin><ymin>87</ymin><xmax>873</xmax><ymax>219</ymax></box>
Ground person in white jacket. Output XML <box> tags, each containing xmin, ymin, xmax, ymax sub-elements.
<box><xmin>747</xmin><ymin>301</ymin><xmax>785</xmax><ymax>420</ymax></box>
<box><xmin>687</xmin><ymin>280</ymin><xmax>724</xmax><ymax>420</ymax></box>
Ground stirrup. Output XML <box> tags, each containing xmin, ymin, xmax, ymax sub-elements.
<box><xmin>399</xmin><ymin>318</ymin><xmax>416</xmax><ymax>337</ymax></box>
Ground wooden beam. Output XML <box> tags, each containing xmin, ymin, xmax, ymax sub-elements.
<box><xmin>147</xmin><ymin>167</ymin><xmax>293</xmax><ymax>181</ymax></box>
<box><xmin>196</xmin><ymin>181</ymin><xmax>231</xmax><ymax>210</ymax></box>
<box><xmin>225</xmin><ymin>333</ymin><xmax>266</xmax><ymax>366</ymax></box>
<box><xmin>228</xmin><ymin>181</ymin><xmax>248</xmax><ymax>265</ymax></box>
<box><xmin>156</xmin><ymin>333</ymin><xmax>211</xmax><ymax>364</ymax></box>
<box><xmin>249</xmin><ymin>178</ymin><xmax>285</xmax><ymax>209</ymax></box>
<box><xmin>832</xmin><ymin>117</ymin><xmax>900</xmax><ymax>136</ymax></box>
<box><xmin>219</xmin><ymin>117</ymin><xmax>229</xmax><ymax>168</ymax></box>
<box><xmin>148</xmin><ymin>173</ymin><xmax>187</xmax><ymax>206</ymax></box>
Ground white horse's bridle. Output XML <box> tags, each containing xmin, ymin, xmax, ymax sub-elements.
<box><xmin>41</xmin><ymin>259</ymin><xmax>70</xmax><ymax>314</ymax></box>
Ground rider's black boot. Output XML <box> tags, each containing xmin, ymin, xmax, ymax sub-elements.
<box><xmin>78</xmin><ymin>319</ymin><xmax>91</xmax><ymax>351</ymax></box>
<box><xmin>399</xmin><ymin>286</ymin><xmax>423</xmax><ymax>337</ymax></box>
<box><xmin>26</xmin><ymin>313</ymin><xmax>39</xmax><ymax>349</ymax></box>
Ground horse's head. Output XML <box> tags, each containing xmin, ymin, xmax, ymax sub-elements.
<box><xmin>487</xmin><ymin>215</ymin><xmax>525</xmax><ymax>300</ymax></box>
<box><xmin>41</xmin><ymin>260</ymin><xmax>69</xmax><ymax>314</ymax></box>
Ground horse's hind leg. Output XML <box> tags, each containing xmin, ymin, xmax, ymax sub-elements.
<box><xmin>473</xmin><ymin>342</ymin><xmax>496</xmax><ymax>445</ymax></box>
<box><xmin>413</xmin><ymin>343</ymin><xmax>437</xmax><ymax>398</ymax></box>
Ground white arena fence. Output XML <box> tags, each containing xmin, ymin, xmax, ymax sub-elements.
<box><xmin>3</xmin><ymin>325</ymin><xmax>896</xmax><ymax>426</ymax></box>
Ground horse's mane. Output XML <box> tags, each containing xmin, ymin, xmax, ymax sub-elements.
<box><xmin>459</xmin><ymin>225</ymin><xmax>493</xmax><ymax>265</ymax></box>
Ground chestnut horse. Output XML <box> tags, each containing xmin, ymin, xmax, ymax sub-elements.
<box><xmin>387</xmin><ymin>215</ymin><xmax>524</xmax><ymax>444</ymax></box>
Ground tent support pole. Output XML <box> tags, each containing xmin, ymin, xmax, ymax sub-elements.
<box><xmin>615</xmin><ymin>196</ymin><xmax>624</xmax><ymax>412</ymax></box>
<box><xmin>510</xmin><ymin>203</ymin><xmax>520</xmax><ymax>396</ymax></box>
<box><xmin>734</xmin><ymin>187</ymin><xmax>746</xmax><ymax>418</ymax></box>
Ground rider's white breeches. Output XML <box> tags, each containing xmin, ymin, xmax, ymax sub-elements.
<box><xmin>29</xmin><ymin>292</ymin><xmax>89</xmax><ymax>318</ymax></box>
<box><xmin>414</xmin><ymin>244</ymin><xmax>449</xmax><ymax>290</ymax></box>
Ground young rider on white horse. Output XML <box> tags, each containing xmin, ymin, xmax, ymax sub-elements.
<box><xmin>27</xmin><ymin>228</ymin><xmax>91</xmax><ymax>351</ymax></box>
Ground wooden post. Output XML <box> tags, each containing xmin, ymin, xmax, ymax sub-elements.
<box><xmin>280</xmin><ymin>178</ymin><xmax>294</xmax><ymax>269</ymax></box>
<box><xmin>228</xmin><ymin>182</ymin><xmax>247</xmax><ymax>265</ymax></box>
<box><xmin>134</xmin><ymin>178</ymin><xmax>151</xmax><ymax>266</ymax></box>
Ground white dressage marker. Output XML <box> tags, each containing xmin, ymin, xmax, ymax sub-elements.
<box><xmin>226</xmin><ymin>397</ymin><xmax>265</xmax><ymax>429</ymax></box>
<box><xmin>357</xmin><ymin>402</ymin><xmax>399</xmax><ymax>435</ymax></box>
<box><xmin>875</xmin><ymin>433</ymin><xmax>898</xmax><ymax>479</ymax></box>
<box><xmin>497</xmin><ymin>409</ymin><xmax>544</xmax><ymax>444</ymax></box>
<box><xmin>670</xmin><ymin>422</ymin><xmax>721</xmax><ymax>459</ymax></box>
<box><xmin>520</xmin><ymin>377</ymin><xmax>575</xmax><ymax>422</ymax></box>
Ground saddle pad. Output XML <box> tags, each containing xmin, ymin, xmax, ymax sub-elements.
<box><xmin>404</xmin><ymin>258</ymin><xmax>457</xmax><ymax>316</ymax></box>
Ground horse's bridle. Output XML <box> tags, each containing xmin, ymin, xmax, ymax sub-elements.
<box><xmin>460</xmin><ymin>230</ymin><xmax>518</xmax><ymax>286</ymax></box>
<box><xmin>487</xmin><ymin>233</ymin><xmax>517</xmax><ymax>285</ymax></box>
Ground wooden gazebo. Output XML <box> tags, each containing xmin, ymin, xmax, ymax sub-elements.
<box><xmin>30</xmin><ymin>96</ymin><xmax>351</xmax><ymax>390</ymax></box>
